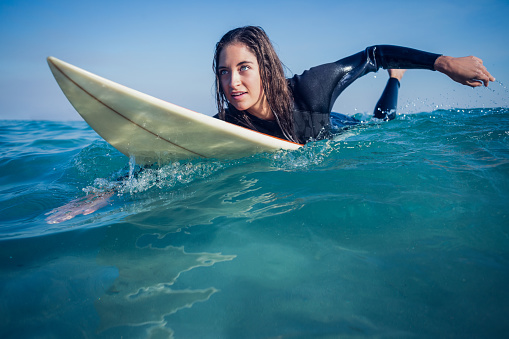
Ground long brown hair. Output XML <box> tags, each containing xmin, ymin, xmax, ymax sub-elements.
<box><xmin>213</xmin><ymin>26</ymin><xmax>298</xmax><ymax>143</ymax></box>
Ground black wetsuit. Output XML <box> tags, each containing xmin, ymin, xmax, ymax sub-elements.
<box><xmin>215</xmin><ymin>45</ymin><xmax>440</xmax><ymax>143</ymax></box>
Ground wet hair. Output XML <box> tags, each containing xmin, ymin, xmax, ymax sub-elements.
<box><xmin>213</xmin><ymin>26</ymin><xmax>298</xmax><ymax>143</ymax></box>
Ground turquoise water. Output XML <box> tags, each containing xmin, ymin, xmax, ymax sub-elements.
<box><xmin>1</xmin><ymin>108</ymin><xmax>508</xmax><ymax>338</ymax></box>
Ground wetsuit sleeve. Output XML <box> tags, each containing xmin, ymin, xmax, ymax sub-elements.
<box><xmin>373</xmin><ymin>77</ymin><xmax>400</xmax><ymax>121</ymax></box>
<box><xmin>289</xmin><ymin>45</ymin><xmax>440</xmax><ymax>114</ymax></box>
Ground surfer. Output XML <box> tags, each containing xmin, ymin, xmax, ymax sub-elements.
<box><xmin>45</xmin><ymin>69</ymin><xmax>407</xmax><ymax>225</ymax></box>
<box><xmin>213</xmin><ymin>26</ymin><xmax>495</xmax><ymax>143</ymax></box>
<box><xmin>46</xmin><ymin>27</ymin><xmax>494</xmax><ymax>224</ymax></box>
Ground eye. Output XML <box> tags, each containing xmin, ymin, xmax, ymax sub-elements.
<box><xmin>218</xmin><ymin>69</ymin><xmax>228</xmax><ymax>76</ymax></box>
<box><xmin>240</xmin><ymin>65</ymin><xmax>250</xmax><ymax>71</ymax></box>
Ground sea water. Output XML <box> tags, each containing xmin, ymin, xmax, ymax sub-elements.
<box><xmin>1</xmin><ymin>108</ymin><xmax>508</xmax><ymax>338</ymax></box>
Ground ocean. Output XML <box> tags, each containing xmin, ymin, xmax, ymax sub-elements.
<box><xmin>1</xmin><ymin>108</ymin><xmax>508</xmax><ymax>338</ymax></box>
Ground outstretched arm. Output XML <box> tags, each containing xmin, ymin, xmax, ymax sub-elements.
<box><xmin>368</xmin><ymin>46</ymin><xmax>495</xmax><ymax>87</ymax></box>
<box><xmin>434</xmin><ymin>55</ymin><xmax>495</xmax><ymax>87</ymax></box>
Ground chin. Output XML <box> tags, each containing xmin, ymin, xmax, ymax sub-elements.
<box><xmin>230</xmin><ymin>103</ymin><xmax>249</xmax><ymax>112</ymax></box>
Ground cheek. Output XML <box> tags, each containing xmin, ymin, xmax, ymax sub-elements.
<box><xmin>250</xmin><ymin>74</ymin><xmax>263</xmax><ymax>98</ymax></box>
<box><xmin>245</xmin><ymin>72</ymin><xmax>260</xmax><ymax>91</ymax></box>
<box><xmin>252</xmin><ymin>70</ymin><xmax>263</xmax><ymax>93</ymax></box>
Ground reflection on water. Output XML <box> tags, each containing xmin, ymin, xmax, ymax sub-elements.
<box><xmin>96</xmin><ymin>234</ymin><xmax>235</xmax><ymax>333</ymax></box>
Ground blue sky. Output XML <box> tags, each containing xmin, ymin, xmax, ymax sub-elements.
<box><xmin>1</xmin><ymin>0</ymin><xmax>508</xmax><ymax>120</ymax></box>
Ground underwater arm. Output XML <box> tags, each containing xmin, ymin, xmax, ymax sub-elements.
<box><xmin>45</xmin><ymin>191</ymin><xmax>114</xmax><ymax>224</ymax></box>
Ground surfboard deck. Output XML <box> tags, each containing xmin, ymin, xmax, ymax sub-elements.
<box><xmin>47</xmin><ymin>57</ymin><xmax>302</xmax><ymax>165</ymax></box>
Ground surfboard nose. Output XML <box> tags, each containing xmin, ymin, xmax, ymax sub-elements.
<box><xmin>47</xmin><ymin>56</ymin><xmax>63</xmax><ymax>77</ymax></box>
<box><xmin>47</xmin><ymin>56</ymin><xmax>59</xmax><ymax>68</ymax></box>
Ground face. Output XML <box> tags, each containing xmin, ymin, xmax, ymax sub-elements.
<box><xmin>217</xmin><ymin>43</ymin><xmax>271</xmax><ymax>119</ymax></box>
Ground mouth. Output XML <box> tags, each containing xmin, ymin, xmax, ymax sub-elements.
<box><xmin>231</xmin><ymin>91</ymin><xmax>247</xmax><ymax>98</ymax></box>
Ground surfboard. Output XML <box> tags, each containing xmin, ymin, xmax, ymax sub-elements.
<box><xmin>47</xmin><ymin>57</ymin><xmax>302</xmax><ymax>165</ymax></box>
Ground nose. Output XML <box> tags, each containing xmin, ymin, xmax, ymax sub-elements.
<box><xmin>229</xmin><ymin>71</ymin><xmax>240</xmax><ymax>88</ymax></box>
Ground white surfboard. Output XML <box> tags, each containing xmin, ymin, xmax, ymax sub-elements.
<box><xmin>47</xmin><ymin>57</ymin><xmax>302</xmax><ymax>165</ymax></box>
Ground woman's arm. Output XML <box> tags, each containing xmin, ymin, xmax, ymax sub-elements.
<box><xmin>373</xmin><ymin>69</ymin><xmax>407</xmax><ymax>120</ymax></box>
<box><xmin>291</xmin><ymin>46</ymin><xmax>494</xmax><ymax>114</ymax></box>
<box><xmin>290</xmin><ymin>46</ymin><xmax>442</xmax><ymax>114</ymax></box>
<box><xmin>45</xmin><ymin>191</ymin><xmax>114</xmax><ymax>224</ymax></box>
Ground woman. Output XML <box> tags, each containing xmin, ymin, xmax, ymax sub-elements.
<box><xmin>46</xmin><ymin>27</ymin><xmax>495</xmax><ymax>224</ymax></box>
<box><xmin>213</xmin><ymin>26</ymin><xmax>495</xmax><ymax>144</ymax></box>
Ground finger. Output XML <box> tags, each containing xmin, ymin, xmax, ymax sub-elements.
<box><xmin>475</xmin><ymin>73</ymin><xmax>489</xmax><ymax>87</ymax></box>
<box><xmin>484</xmin><ymin>69</ymin><xmax>496</xmax><ymax>82</ymax></box>
<box><xmin>83</xmin><ymin>208</ymin><xmax>98</xmax><ymax>215</ymax></box>
<box><xmin>466</xmin><ymin>79</ymin><xmax>482</xmax><ymax>88</ymax></box>
<box><xmin>470</xmin><ymin>66</ymin><xmax>491</xmax><ymax>87</ymax></box>
<box><xmin>479</xmin><ymin>72</ymin><xmax>493</xmax><ymax>87</ymax></box>
<box><xmin>479</xmin><ymin>59</ymin><xmax>495</xmax><ymax>86</ymax></box>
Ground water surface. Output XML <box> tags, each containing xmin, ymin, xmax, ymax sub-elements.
<box><xmin>1</xmin><ymin>108</ymin><xmax>508</xmax><ymax>338</ymax></box>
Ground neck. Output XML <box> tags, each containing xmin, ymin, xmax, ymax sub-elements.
<box><xmin>247</xmin><ymin>97</ymin><xmax>274</xmax><ymax>121</ymax></box>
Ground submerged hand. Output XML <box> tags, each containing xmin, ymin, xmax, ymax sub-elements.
<box><xmin>45</xmin><ymin>191</ymin><xmax>114</xmax><ymax>224</ymax></box>
<box><xmin>434</xmin><ymin>55</ymin><xmax>495</xmax><ymax>87</ymax></box>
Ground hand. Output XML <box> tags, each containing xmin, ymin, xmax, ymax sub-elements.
<box><xmin>45</xmin><ymin>191</ymin><xmax>114</xmax><ymax>224</ymax></box>
<box><xmin>434</xmin><ymin>55</ymin><xmax>495</xmax><ymax>87</ymax></box>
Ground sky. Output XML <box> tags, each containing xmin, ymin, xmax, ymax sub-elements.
<box><xmin>1</xmin><ymin>0</ymin><xmax>508</xmax><ymax>121</ymax></box>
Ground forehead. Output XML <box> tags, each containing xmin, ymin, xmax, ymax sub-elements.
<box><xmin>218</xmin><ymin>43</ymin><xmax>257</xmax><ymax>66</ymax></box>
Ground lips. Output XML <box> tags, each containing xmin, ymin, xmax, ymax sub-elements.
<box><xmin>231</xmin><ymin>91</ymin><xmax>247</xmax><ymax>99</ymax></box>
